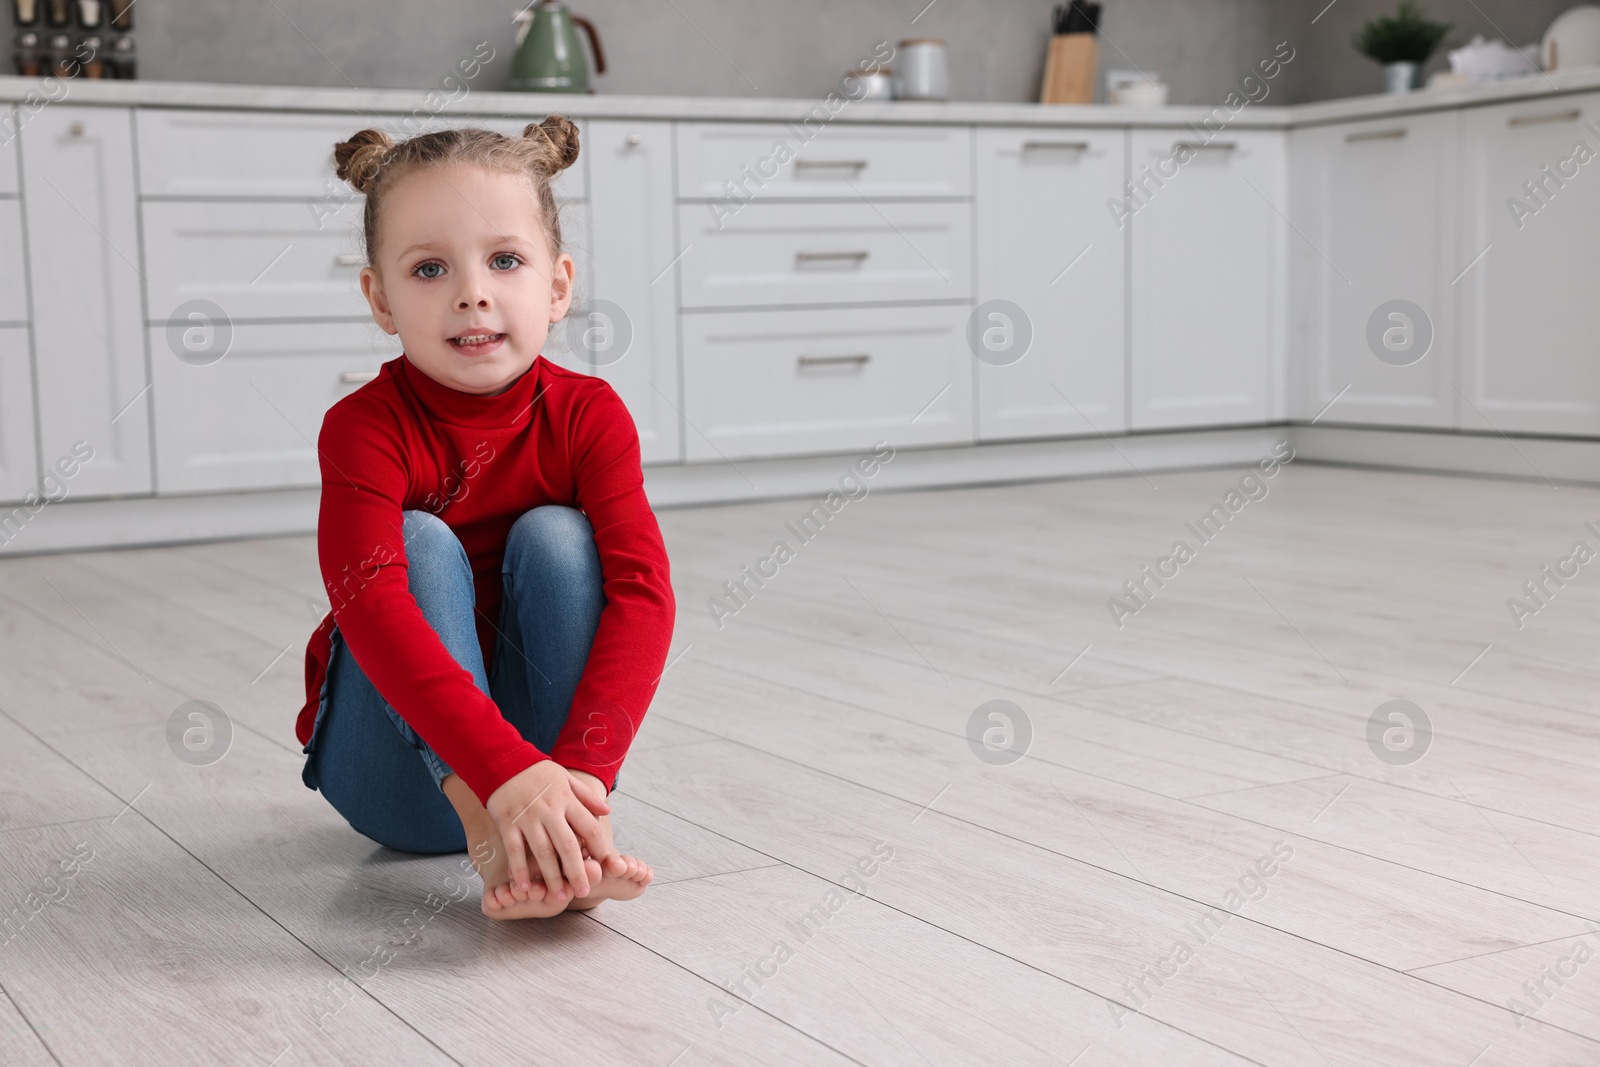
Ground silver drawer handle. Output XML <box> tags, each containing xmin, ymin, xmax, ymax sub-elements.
<box><xmin>797</xmin><ymin>353</ymin><xmax>870</xmax><ymax>369</ymax></box>
<box><xmin>795</xmin><ymin>250</ymin><xmax>870</xmax><ymax>264</ymax></box>
<box><xmin>1172</xmin><ymin>140</ymin><xmax>1237</xmax><ymax>152</ymax></box>
<box><xmin>334</xmin><ymin>254</ymin><xmax>366</xmax><ymax>266</ymax></box>
<box><xmin>1022</xmin><ymin>139</ymin><xmax>1090</xmax><ymax>151</ymax></box>
<box><xmin>1509</xmin><ymin>109</ymin><xmax>1581</xmax><ymax>127</ymax></box>
<box><xmin>1345</xmin><ymin>127</ymin><xmax>1407</xmax><ymax>142</ymax></box>
<box><xmin>339</xmin><ymin>370</ymin><xmax>378</xmax><ymax>384</ymax></box>
<box><xmin>794</xmin><ymin>159</ymin><xmax>869</xmax><ymax>171</ymax></box>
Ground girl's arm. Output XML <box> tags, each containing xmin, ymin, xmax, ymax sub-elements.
<box><xmin>543</xmin><ymin>381</ymin><xmax>677</xmax><ymax>789</ymax></box>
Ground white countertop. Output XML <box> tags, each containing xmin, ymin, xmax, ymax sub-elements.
<box><xmin>3</xmin><ymin>65</ymin><xmax>1600</xmax><ymax>128</ymax></box>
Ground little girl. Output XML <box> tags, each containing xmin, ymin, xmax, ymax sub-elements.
<box><xmin>293</xmin><ymin>115</ymin><xmax>675</xmax><ymax>919</ymax></box>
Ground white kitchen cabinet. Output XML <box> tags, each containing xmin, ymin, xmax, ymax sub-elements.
<box><xmin>676</xmin><ymin>122</ymin><xmax>971</xmax><ymax>201</ymax></box>
<box><xmin>150</xmin><ymin>320</ymin><xmax>400</xmax><ymax>494</ymax></box>
<box><xmin>974</xmin><ymin>128</ymin><xmax>1127</xmax><ymax>440</ymax></box>
<box><xmin>680</xmin><ymin>304</ymin><xmax>972</xmax><ymax>461</ymax></box>
<box><xmin>677</xmin><ymin>200</ymin><xmax>972</xmax><ymax>309</ymax></box>
<box><xmin>20</xmin><ymin>105</ymin><xmax>151</xmax><ymax>497</ymax></box>
<box><xmin>1289</xmin><ymin>112</ymin><xmax>1459</xmax><ymax>427</ymax></box>
<box><xmin>1129</xmin><ymin>129</ymin><xmax>1285</xmax><ymax>430</ymax></box>
<box><xmin>544</xmin><ymin>119</ymin><xmax>681</xmax><ymax>464</ymax></box>
<box><xmin>1459</xmin><ymin>92</ymin><xmax>1600</xmax><ymax>435</ymax></box>
<box><xmin>0</xmin><ymin>326</ymin><xmax>37</xmax><ymax>505</ymax></box>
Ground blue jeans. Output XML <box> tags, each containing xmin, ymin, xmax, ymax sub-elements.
<box><xmin>301</xmin><ymin>506</ymin><xmax>604</xmax><ymax>854</ymax></box>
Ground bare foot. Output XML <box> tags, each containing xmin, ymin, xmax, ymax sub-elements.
<box><xmin>476</xmin><ymin>839</ymin><xmax>602</xmax><ymax>919</ymax></box>
<box><xmin>441</xmin><ymin>771</ymin><xmax>650</xmax><ymax>919</ymax></box>
<box><xmin>566</xmin><ymin>853</ymin><xmax>654</xmax><ymax>911</ymax></box>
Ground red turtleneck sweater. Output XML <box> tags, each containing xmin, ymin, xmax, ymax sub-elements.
<box><xmin>296</xmin><ymin>354</ymin><xmax>675</xmax><ymax>806</ymax></box>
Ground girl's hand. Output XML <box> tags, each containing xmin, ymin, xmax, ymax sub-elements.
<box><xmin>485</xmin><ymin>759</ymin><xmax>611</xmax><ymax>902</ymax></box>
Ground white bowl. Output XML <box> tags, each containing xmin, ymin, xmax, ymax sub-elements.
<box><xmin>1109</xmin><ymin>82</ymin><xmax>1169</xmax><ymax>106</ymax></box>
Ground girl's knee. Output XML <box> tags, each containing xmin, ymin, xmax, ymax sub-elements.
<box><xmin>401</xmin><ymin>509</ymin><xmax>472</xmax><ymax>585</ymax></box>
<box><xmin>506</xmin><ymin>506</ymin><xmax>599</xmax><ymax>579</ymax></box>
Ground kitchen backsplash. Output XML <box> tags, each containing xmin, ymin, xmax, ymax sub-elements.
<box><xmin>2</xmin><ymin>0</ymin><xmax>1587</xmax><ymax>105</ymax></box>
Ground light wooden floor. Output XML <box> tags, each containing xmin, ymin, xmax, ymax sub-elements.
<box><xmin>2</xmin><ymin>462</ymin><xmax>1599</xmax><ymax>1066</ymax></box>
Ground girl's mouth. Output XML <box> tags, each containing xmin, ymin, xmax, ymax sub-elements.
<box><xmin>450</xmin><ymin>332</ymin><xmax>505</xmax><ymax>355</ymax></box>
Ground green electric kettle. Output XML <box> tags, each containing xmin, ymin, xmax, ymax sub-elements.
<box><xmin>509</xmin><ymin>1</ymin><xmax>607</xmax><ymax>93</ymax></box>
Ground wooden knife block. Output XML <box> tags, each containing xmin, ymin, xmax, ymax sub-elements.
<box><xmin>1040</xmin><ymin>33</ymin><xmax>1099</xmax><ymax>104</ymax></box>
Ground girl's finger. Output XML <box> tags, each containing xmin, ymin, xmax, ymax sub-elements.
<box><xmin>567</xmin><ymin>806</ymin><xmax>615</xmax><ymax>863</ymax></box>
<box><xmin>548</xmin><ymin>822</ymin><xmax>591</xmax><ymax>897</ymax></box>
<box><xmin>571</xmin><ymin>778</ymin><xmax>611</xmax><ymax>817</ymax></box>
<box><xmin>502</xmin><ymin>824</ymin><xmax>532</xmax><ymax>894</ymax></box>
<box><xmin>526</xmin><ymin>822</ymin><xmax>569</xmax><ymax>901</ymax></box>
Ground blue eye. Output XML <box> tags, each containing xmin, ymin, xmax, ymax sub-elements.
<box><xmin>414</xmin><ymin>261</ymin><xmax>444</xmax><ymax>279</ymax></box>
<box><xmin>492</xmin><ymin>253</ymin><xmax>520</xmax><ymax>270</ymax></box>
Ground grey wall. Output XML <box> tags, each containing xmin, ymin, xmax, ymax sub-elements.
<box><xmin>6</xmin><ymin>0</ymin><xmax>1578</xmax><ymax>106</ymax></box>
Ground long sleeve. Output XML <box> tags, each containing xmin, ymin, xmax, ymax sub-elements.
<box><xmin>316</xmin><ymin>402</ymin><xmax>546</xmax><ymax>805</ymax></box>
<box><xmin>544</xmin><ymin>385</ymin><xmax>677</xmax><ymax>790</ymax></box>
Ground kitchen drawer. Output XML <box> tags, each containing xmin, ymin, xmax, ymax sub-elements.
<box><xmin>677</xmin><ymin>122</ymin><xmax>971</xmax><ymax>201</ymax></box>
<box><xmin>0</xmin><ymin>111</ymin><xmax>17</xmax><ymax>194</ymax></box>
<box><xmin>143</xmin><ymin>199</ymin><xmax>370</xmax><ymax>321</ymax></box>
<box><xmin>136</xmin><ymin>109</ymin><xmax>586</xmax><ymax>201</ymax></box>
<box><xmin>677</xmin><ymin>201</ymin><xmax>972</xmax><ymax>309</ymax></box>
<box><xmin>0</xmin><ymin>199</ymin><xmax>26</xmax><ymax>323</ymax></box>
<box><xmin>150</xmin><ymin>320</ymin><xmax>402</xmax><ymax>494</ymax></box>
<box><xmin>681</xmin><ymin>304</ymin><xmax>973</xmax><ymax>461</ymax></box>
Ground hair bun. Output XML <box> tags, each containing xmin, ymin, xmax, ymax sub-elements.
<box><xmin>333</xmin><ymin>129</ymin><xmax>396</xmax><ymax>194</ymax></box>
<box><xmin>522</xmin><ymin>115</ymin><xmax>580</xmax><ymax>176</ymax></box>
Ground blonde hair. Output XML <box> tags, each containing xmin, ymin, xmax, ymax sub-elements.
<box><xmin>332</xmin><ymin>114</ymin><xmax>580</xmax><ymax>266</ymax></box>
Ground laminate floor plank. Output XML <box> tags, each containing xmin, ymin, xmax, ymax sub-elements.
<box><xmin>686</xmin><ymin>614</ymin><xmax>1325</xmax><ymax>798</ymax></box>
<box><xmin>592</xmin><ymin>861</ymin><xmax>1254</xmax><ymax>1066</ymax></box>
<box><xmin>0</xmin><ymin>986</ymin><xmax>57</xmax><ymax>1067</ymax></box>
<box><xmin>1192</xmin><ymin>774</ymin><xmax>1600</xmax><ymax>921</ymax></box>
<box><xmin>1062</xmin><ymin>677</ymin><xmax>1600</xmax><ymax>837</ymax></box>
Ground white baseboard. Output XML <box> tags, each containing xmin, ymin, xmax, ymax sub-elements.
<box><xmin>1289</xmin><ymin>424</ymin><xmax>1600</xmax><ymax>487</ymax></box>
<box><xmin>2</xmin><ymin>422</ymin><xmax>1590</xmax><ymax>557</ymax></box>
<box><xmin>642</xmin><ymin>426</ymin><xmax>1290</xmax><ymax>507</ymax></box>
<box><xmin>0</xmin><ymin>487</ymin><xmax>322</xmax><ymax>558</ymax></box>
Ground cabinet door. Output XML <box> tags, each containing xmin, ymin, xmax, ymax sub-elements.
<box><xmin>1289</xmin><ymin>113</ymin><xmax>1458</xmax><ymax>427</ymax></box>
<box><xmin>975</xmin><ymin>128</ymin><xmax>1127</xmax><ymax>440</ymax></box>
<box><xmin>20</xmin><ymin>105</ymin><xmax>150</xmax><ymax>496</ymax></box>
<box><xmin>1459</xmin><ymin>93</ymin><xmax>1600</xmax><ymax>435</ymax></box>
<box><xmin>1129</xmin><ymin>129</ymin><xmax>1285</xmax><ymax>430</ymax></box>
<box><xmin>548</xmin><ymin>119</ymin><xmax>681</xmax><ymax>464</ymax></box>
<box><xmin>0</xmin><ymin>326</ymin><xmax>37</xmax><ymax>506</ymax></box>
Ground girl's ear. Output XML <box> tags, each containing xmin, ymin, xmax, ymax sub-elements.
<box><xmin>360</xmin><ymin>267</ymin><xmax>398</xmax><ymax>334</ymax></box>
<box><xmin>548</xmin><ymin>252</ymin><xmax>576</xmax><ymax>324</ymax></box>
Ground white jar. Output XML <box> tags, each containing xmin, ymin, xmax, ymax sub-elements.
<box><xmin>894</xmin><ymin>38</ymin><xmax>949</xmax><ymax>101</ymax></box>
<box><xmin>843</xmin><ymin>65</ymin><xmax>894</xmax><ymax>102</ymax></box>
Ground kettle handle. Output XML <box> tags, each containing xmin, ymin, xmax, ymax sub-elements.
<box><xmin>571</xmin><ymin>14</ymin><xmax>607</xmax><ymax>75</ymax></box>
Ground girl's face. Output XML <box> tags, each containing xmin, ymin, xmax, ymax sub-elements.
<box><xmin>358</xmin><ymin>164</ymin><xmax>575</xmax><ymax>397</ymax></box>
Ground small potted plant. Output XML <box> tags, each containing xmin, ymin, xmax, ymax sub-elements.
<box><xmin>1353</xmin><ymin>1</ymin><xmax>1452</xmax><ymax>94</ymax></box>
